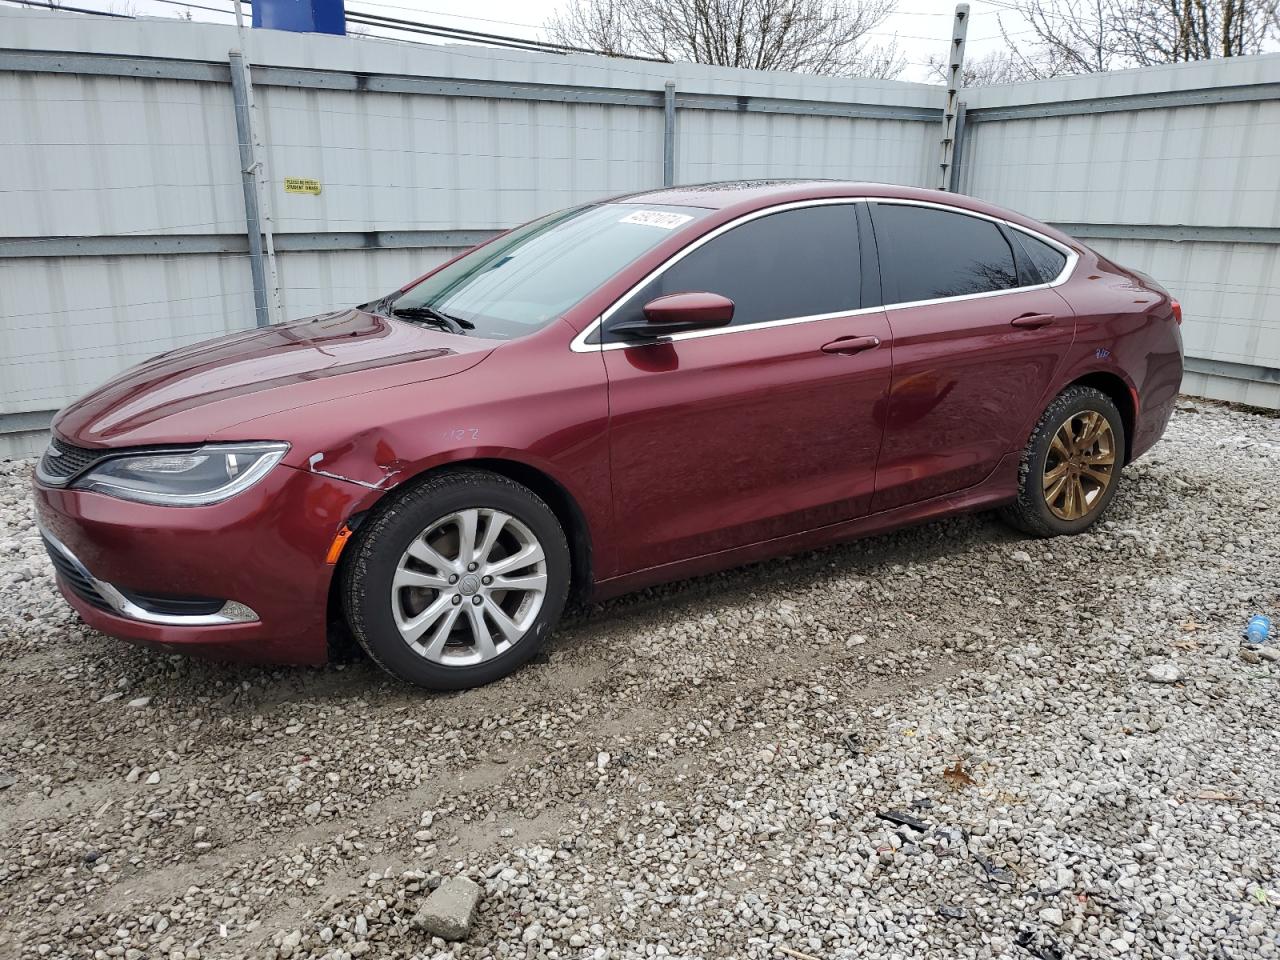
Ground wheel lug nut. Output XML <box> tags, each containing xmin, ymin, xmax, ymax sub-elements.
<box><xmin>482</xmin><ymin>575</ymin><xmax>492</xmax><ymax>585</ymax></box>
<box><xmin>448</xmin><ymin>574</ymin><xmax>458</xmax><ymax>584</ymax></box>
<box><xmin>472</xmin><ymin>595</ymin><xmax>483</xmax><ymax>605</ymax></box>
<box><xmin>467</xmin><ymin>562</ymin><xmax>478</xmax><ymax>572</ymax></box>
<box><xmin>451</xmin><ymin>595</ymin><xmax>462</xmax><ymax>605</ymax></box>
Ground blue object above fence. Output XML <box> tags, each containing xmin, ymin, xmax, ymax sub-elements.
<box><xmin>252</xmin><ymin>0</ymin><xmax>345</xmax><ymax>35</ymax></box>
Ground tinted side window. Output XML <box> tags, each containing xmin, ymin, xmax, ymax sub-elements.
<box><xmin>873</xmin><ymin>204</ymin><xmax>1018</xmax><ymax>304</ymax></box>
<box><xmin>603</xmin><ymin>205</ymin><xmax>859</xmax><ymax>338</ymax></box>
<box><xmin>1013</xmin><ymin>230</ymin><xmax>1069</xmax><ymax>283</ymax></box>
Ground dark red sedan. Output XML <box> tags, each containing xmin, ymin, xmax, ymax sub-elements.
<box><xmin>33</xmin><ymin>181</ymin><xmax>1183</xmax><ymax>689</ymax></box>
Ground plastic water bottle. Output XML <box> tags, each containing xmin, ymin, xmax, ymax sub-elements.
<box><xmin>1244</xmin><ymin>615</ymin><xmax>1272</xmax><ymax>645</ymax></box>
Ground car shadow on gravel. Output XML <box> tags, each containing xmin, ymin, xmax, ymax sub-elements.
<box><xmin>67</xmin><ymin>507</ymin><xmax>1024</xmax><ymax>711</ymax></box>
<box><xmin>566</xmin><ymin>509</ymin><xmax>1019</xmax><ymax>631</ymax></box>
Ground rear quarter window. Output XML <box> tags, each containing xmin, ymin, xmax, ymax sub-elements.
<box><xmin>1013</xmin><ymin>230</ymin><xmax>1070</xmax><ymax>283</ymax></box>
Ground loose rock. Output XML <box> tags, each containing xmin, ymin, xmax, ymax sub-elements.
<box><xmin>411</xmin><ymin>875</ymin><xmax>481</xmax><ymax>941</ymax></box>
<box><xmin>1142</xmin><ymin>662</ymin><xmax>1182</xmax><ymax>683</ymax></box>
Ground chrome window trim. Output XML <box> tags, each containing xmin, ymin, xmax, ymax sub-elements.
<box><xmin>870</xmin><ymin>198</ymin><xmax>1079</xmax><ymax>300</ymax></box>
<box><xmin>568</xmin><ymin>195</ymin><xmax>1079</xmax><ymax>353</ymax></box>
<box><xmin>39</xmin><ymin>525</ymin><xmax>259</xmax><ymax>626</ymax></box>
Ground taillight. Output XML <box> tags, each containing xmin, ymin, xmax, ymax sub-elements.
<box><xmin>1171</xmin><ymin>299</ymin><xmax>1183</xmax><ymax>325</ymax></box>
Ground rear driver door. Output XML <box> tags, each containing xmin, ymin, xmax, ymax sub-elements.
<box><xmin>596</xmin><ymin>202</ymin><xmax>893</xmax><ymax>574</ymax></box>
<box><xmin>867</xmin><ymin>201</ymin><xmax>1078</xmax><ymax>512</ymax></box>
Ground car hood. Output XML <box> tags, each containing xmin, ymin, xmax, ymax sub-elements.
<box><xmin>53</xmin><ymin>310</ymin><xmax>497</xmax><ymax>447</ymax></box>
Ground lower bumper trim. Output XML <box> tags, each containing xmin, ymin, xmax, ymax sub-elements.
<box><xmin>39</xmin><ymin>526</ymin><xmax>259</xmax><ymax>627</ymax></box>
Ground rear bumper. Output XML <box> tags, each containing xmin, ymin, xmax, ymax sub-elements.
<box><xmin>1131</xmin><ymin>393</ymin><xmax>1177</xmax><ymax>462</ymax></box>
<box><xmin>1131</xmin><ymin>344</ymin><xmax>1183</xmax><ymax>462</ymax></box>
<box><xmin>33</xmin><ymin>464</ymin><xmax>374</xmax><ymax>665</ymax></box>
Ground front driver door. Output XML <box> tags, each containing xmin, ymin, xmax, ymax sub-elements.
<box><xmin>596</xmin><ymin>202</ymin><xmax>893</xmax><ymax>575</ymax></box>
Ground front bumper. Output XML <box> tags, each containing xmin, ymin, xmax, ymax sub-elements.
<box><xmin>41</xmin><ymin>525</ymin><xmax>262</xmax><ymax>625</ymax></box>
<box><xmin>33</xmin><ymin>463</ymin><xmax>375</xmax><ymax>665</ymax></box>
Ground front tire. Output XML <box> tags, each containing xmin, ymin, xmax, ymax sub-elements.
<box><xmin>999</xmin><ymin>385</ymin><xmax>1125</xmax><ymax>538</ymax></box>
<box><xmin>342</xmin><ymin>470</ymin><xmax>570</xmax><ymax>690</ymax></box>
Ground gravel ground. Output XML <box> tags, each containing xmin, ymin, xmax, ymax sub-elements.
<box><xmin>1</xmin><ymin>399</ymin><xmax>1278</xmax><ymax>960</ymax></box>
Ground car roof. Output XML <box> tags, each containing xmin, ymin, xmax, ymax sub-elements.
<box><xmin>617</xmin><ymin>179</ymin><xmax>836</xmax><ymax>209</ymax></box>
<box><xmin>611</xmin><ymin>179</ymin><xmax>1076</xmax><ymax>248</ymax></box>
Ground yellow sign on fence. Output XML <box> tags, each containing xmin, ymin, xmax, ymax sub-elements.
<box><xmin>284</xmin><ymin>177</ymin><xmax>322</xmax><ymax>195</ymax></box>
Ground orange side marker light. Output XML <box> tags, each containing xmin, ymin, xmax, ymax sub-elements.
<box><xmin>325</xmin><ymin>525</ymin><xmax>354</xmax><ymax>564</ymax></box>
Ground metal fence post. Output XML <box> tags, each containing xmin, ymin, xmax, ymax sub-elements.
<box><xmin>938</xmin><ymin>4</ymin><xmax>968</xmax><ymax>191</ymax></box>
<box><xmin>663</xmin><ymin>81</ymin><xmax>676</xmax><ymax>187</ymax></box>
<box><xmin>948</xmin><ymin>101</ymin><xmax>968</xmax><ymax>193</ymax></box>
<box><xmin>243</xmin><ymin>61</ymin><xmax>284</xmax><ymax>325</ymax></box>
<box><xmin>228</xmin><ymin>49</ymin><xmax>270</xmax><ymax>327</ymax></box>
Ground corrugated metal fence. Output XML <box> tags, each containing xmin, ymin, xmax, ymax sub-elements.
<box><xmin>955</xmin><ymin>60</ymin><xmax>1280</xmax><ymax>410</ymax></box>
<box><xmin>1</xmin><ymin>8</ymin><xmax>1278</xmax><ymax>455</ymax></box>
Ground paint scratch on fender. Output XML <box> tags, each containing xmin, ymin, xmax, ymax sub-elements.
<box><xmin>307</xmin><ymin>452</ymin><xmax>381</xmax><ymax>490</ymax></box>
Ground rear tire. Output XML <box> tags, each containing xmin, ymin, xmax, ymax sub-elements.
<box><xmin>999</xmin><ymin>385</ymin><xmax>1125</xmax><ymax>538</ymax></box>
<box><xmin>342</xmin><ymin>469</ymin><xmax>570</xmax><ymax>690</ymax></box>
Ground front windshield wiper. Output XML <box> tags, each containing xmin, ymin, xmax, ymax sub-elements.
<box><xmin>389</xmin><ymin>304</ymin><xmax>475</xmax><ymax>335</ymax></box>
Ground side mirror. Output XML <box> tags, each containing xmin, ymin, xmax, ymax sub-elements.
<box><xmin>611</xmin><ymin>292</ymin><xmax>735</xmax><ymax>340</ymax></box>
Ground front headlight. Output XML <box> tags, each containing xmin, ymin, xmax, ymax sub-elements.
<box><xmin>75</xmin><ymin>442</ymin><xmax>289</xmax><ymax>506</ymax></box>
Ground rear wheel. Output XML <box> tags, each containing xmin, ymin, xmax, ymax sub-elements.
<box><xmin>999</xmin><ymin>385</ymin><xmax>1125</xmax><ymax>538</ymax></box>
<box><xmin>343</xmin><ymin>470</ymin><xmax>570</xmax><ymax>690</ymax></box>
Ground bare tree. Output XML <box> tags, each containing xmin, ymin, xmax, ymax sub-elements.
<box><xmin>546</xmin><ymin>0</ymin><xmax>905</xmax><ymax>79</ymax></box>
<box><xmin>1112</xmin><ymin>0</ymin><xmax>1280</xmax><ymax>61</ymax></box>
<box><xmin>1000</xmin><ymin>0</ymin><xmax>1280</xmax><ymax>78</ymax></box>
<box><xmin>1002</xmin><ymin>0</ymin><xmax>1119</xmax><ymax>75</ymax></box>
<box><xmin>926</xmin><ymin>50</ymin><xmax>1044</xmax><ymax>85</ymax></box>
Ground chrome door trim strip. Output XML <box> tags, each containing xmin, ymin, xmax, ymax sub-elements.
<box><xmin>569</xmin><ymin>196</ymin><xmax>1079</xmax><ymax>354</ymax></box>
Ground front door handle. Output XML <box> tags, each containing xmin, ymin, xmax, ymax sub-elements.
<box><xmin>821</xmin><ymin>335</ymin><xmax>881</xmax><ymax>355</ymax></box>
<box><xmin>1010</xmin><ymin>313</ymin><xmax>1056</xmax><ymax>329</ymax></box>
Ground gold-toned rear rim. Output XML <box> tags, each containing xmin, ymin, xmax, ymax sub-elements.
<box><xmin>1042</xmin><ymin>410</ymin><xmax>1116</xmax><ymax>521</ymax></box>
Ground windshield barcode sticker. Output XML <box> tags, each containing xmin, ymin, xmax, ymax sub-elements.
<box><xmin>619</xmin><ymin>210</ymin><xmax>693</xmax><ymax>230</ymax></box>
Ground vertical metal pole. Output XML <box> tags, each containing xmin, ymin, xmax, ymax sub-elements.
<box><xmin>663</xmin><ymin>81</ymin><xmax>676</xmax><ymax>187</ymax></box>
<box><xmin>243</xmin><ymin>66</ymin><xmax>284</xmax><ymax>325</ymax></box>
<box><xmin>938</xmin><ymin>4</ymin><xmax>968</xmax><ymax>191</ymax></box>
<box><xmin>229</xmin><ymin>49</ymin><xmax>270</xmax><ymax>328</ymax></box>
<box><xmin>948</xmin><ymin>101</ymin><xmax>968</xmax><ymax>193</ymax></box>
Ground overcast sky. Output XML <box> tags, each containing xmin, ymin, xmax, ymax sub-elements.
<box><xmin>21</xmin><ymin>0</ymin><xmax>1050</xmax><ymax>83</ymax></box>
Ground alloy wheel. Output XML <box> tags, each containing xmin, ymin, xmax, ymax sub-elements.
<box><xmin>1042</xmin><ymin>410</ymin><xmax>1117</xmax><ymax>521</ymax></box>
<box><xmin>391</xmin><ymin>509</ymin><xmax>547</xmax><ymax>666</ymax></box>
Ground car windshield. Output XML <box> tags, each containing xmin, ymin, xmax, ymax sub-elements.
<box><xmin>380</xmin><ymin>203</ymin><xmax>708</xmax><ymax>339</ymax></box>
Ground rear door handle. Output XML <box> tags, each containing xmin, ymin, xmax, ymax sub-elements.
<box><xmin>1010</xmin><ymin>313</ymin><xmax>1056</xmax><ymax>329</ymax></box>
<box><xmin>821</xmin><ymin>335</ymin><xmax>881</xmax><ymax>355</ymax></box>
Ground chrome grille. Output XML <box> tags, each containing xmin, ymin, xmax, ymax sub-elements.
<box><xmin>38</xmin><ymin>440</ymin><xmax>112</xmax><ymax>485</ymax></box>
